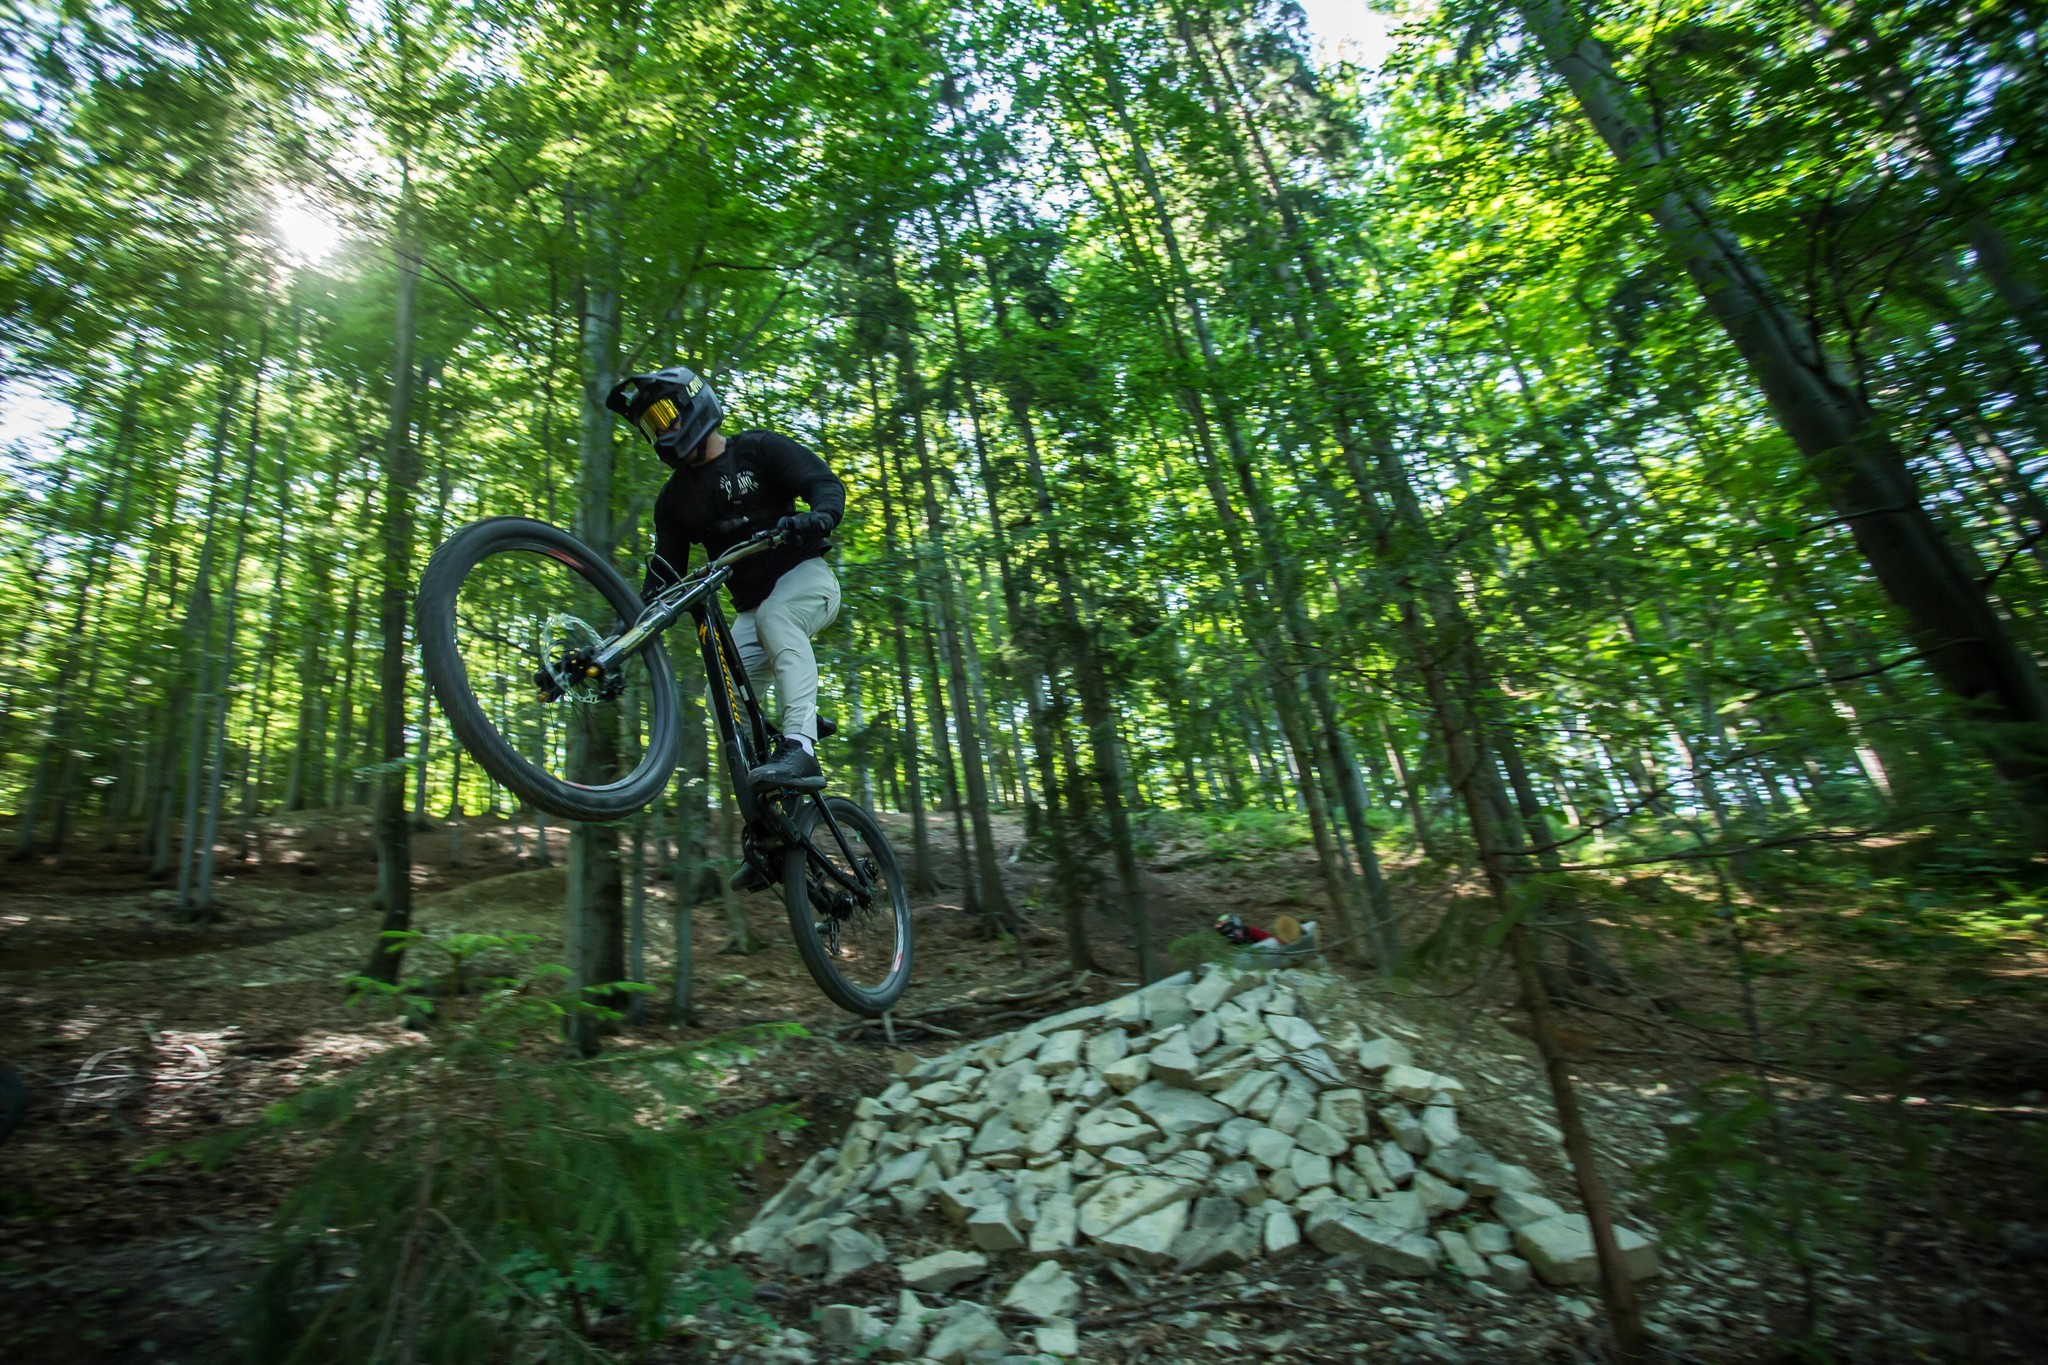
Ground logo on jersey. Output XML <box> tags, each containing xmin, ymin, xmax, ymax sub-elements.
<box><xmin>719</xmin><ymin>469</ymin><xmax>759</xmax><ymax>501</ymax></box>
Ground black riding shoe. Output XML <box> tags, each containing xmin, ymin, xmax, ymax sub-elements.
<box><xmin>748</xmin><ymin>737</ymin><xmax>825</xmax><ymax>791</ymax></box>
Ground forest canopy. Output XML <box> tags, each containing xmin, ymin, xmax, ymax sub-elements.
<box><xmin>6</xmin><ymin>0</ymin><xmax>2046</xmax><ymax>932</ymax></box>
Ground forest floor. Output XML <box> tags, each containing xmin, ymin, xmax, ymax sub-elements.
<box><xmin>1</xmin><ymin>806</ymin><xmax>2044</xmax><ymax>1363</ymax></box>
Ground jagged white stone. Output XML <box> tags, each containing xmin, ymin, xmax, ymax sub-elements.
<box><xmin>1414</xmin><ymin>1170</ymin><xmax>1469</xmax><ymax>1217</ymax></box>
<box><xmin>967</xmin><ymin>1203</ymin><xmax>1025</xmax><ymax>1251</ymax></box>
<box><xmin>1102</xmin><ymin>1055</ymin><xmax>1152</xmax><ymax>1094</ymax></box>
<box><xmin>1119</xmin><ymin>1080</ymin><xmax>1232</xmax><ymax>1136</ymax></box>
<box><xmin>1084</xmin><ymin>1030</ymin><xmax>1130</xmax><ymax>1071</ymax></box>
<box><xmin>1489</xmin><ymin>1253</ymin><xmax>1534</xmax><ymax>1292</ymax></box>
<box><xmin>1302</xmin><ymin>1205</ymin><xmax>1442</xmax><ymax>1276</ymax></box>
<box><xmin>1029</xmin><ymin>1190</ymin><xmax>1078</xmax><ymax>1258</ymax></box>
<box><xmin>881</xmin><ymin>1288</ymin><xmax>929</xmax><ymax>1359</ymax></box>
<box><xmin>1096</xmin><ymin>1199</ymin><xmax>1191</xmax><ymax>1267</ymax></box>
<box><xmin>1351</xmin><ymin>1144</ymin><xmax>1397</xmax><ymax>1196</ymax></box>
<box><xmin>898</xmin><ymin>1248</ymin><xmax>989</xmax><ymax>1292</ymax></box>
<box><xmin>1074</xmin><ymin>1109</ymin><xmax>1160</xmax><ymax>1152</ymax></box>
<box><xmin>1317</xmin><ymin>1088</ymin><xmax>1370</xmax><ymax>1142</ymax></box>
<box><xmin>1246</xmin><ymin>1126</ymin><xmax>1295</xmax><ymax>1171</ymax></box>
<box><xmin>1002</xmin><ymin>1260</ymin><xmax>1082</xmax><ymax>1320</ymax></box>
<box><xmin>924</xmin><ymin>1304</ymin><xmax>1009</xmax><ymax>1364</ymax></box>
<box><xmin>1147</xmin><ymin>1034</ymin><xmax>1203</xmax><ymax>1089</ymax></box>
<box><xmin>1383</xmin><ymin>1063</ymin><xmax>1467</xmax><ymax>1104</ymax></box>
<box><xmin>1292</xmin><ymin>1118</ymin><xmax>1347</xmax><ymax>1157</ymax></box>
<box><xmin>1188</xmin><ymin>966</ymin><xmax>1251</xmax><ymax>1014</ymax></box>
<box><xmin>825</xmin><ymin>1227</ymin><xmax>888</xmax><ymax>1283</ymax></box>
<box><xmin>1035</xmin><ymin>1030</ymin><xmax>1087</xmax><ymax>1074</ymax></box>
<box><xmin>1436</xmin><ymin>1229</ymin><xmax>1491</xmax><ymax>1280</ymax></box>
<box><xmin>1264</xmin><ymin>1202</ymin><xmax>1301</xmax><ymax>1256</ymax></box>
<box><xmin>1267</xmin><ymin>1014</ymin><xmax>1323</xmax><ymax>1052</ymax></box>
<box><xmin>1493</xmin><ymin>1190</ymin><xmax>1567</xmax><ymax>1230</ymax></box>
<box><xmin>1035</xmin><ymin>1318</ymin><xmax>1080</xmax><ymax>1357</ymax></box>
<box><xmin>820</xmin><ymin>1303</ymin><xmax>883</xmax><ymax>1347</ymax></box>
<box><xmin>1468</xmin><ymin>1221</ymin><xmax>1512</xmax><ymax>1255</ymax></box>
<box><xmin>1378</xmin><ymin>1104</ymin><xmax>1429</xmax><ymax>1155</ymax></box>
<box><xmin>1361</xmin><ymin>1188</ymin><xmax>1428</xmax><ymax>1232</ymax></box>
<box><xmin>1025</xmin><ymin>1103</ymin><xmax>1077</xmax><ymax>1158</ymax></box>
<box><xmin>1290</xmin><ymin>1149</ymin><xmax>1334</xmax><ymax>1191</ymax></box>
<box><xmin>1514</xmin><ymin>1214</ymin><xmax>1661</xmax><ymax>1286</ymax></box>
<box><xmin>1078</xmin><ymin>1174</ymin><xmax>1196</xmax><ymax>1239</ymax></box>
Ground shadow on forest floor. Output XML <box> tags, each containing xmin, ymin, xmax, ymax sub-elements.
<box><xmin>1</xmin><ymin>806</ymin><xmax>2045</xmax><ymax>1362</ymax></box>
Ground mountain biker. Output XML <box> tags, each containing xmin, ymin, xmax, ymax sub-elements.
<box><xmin>606</xmin><ymin>364</ymin><xmax>844</xmax><ymax>791</ymax></box>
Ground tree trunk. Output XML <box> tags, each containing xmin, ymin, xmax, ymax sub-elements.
<box><xmin>565</xmin><ymin>191</ymin><xmax>626</xmax><ymax>1051</ymax></box>
<box><xmin>933</xmin><ymin>204</ymin><xmax>1092</xmax><ymax>965</ymax></box>
<box><xmin>330</xmin><ymin>575</ymin><xmax>364</xmax><ymax>810</ymax></box>
<box><xmin>172</xmin><ymin>348</ymin><xmax>246</xmax><ymax>915</ymax></box>
<box><xmin>899</xmin><ymin>325</ymin><xmax>1016</xmax><ymax>930</ymax></box>
<box><xmin>869</xmin><ymin>357</ymin><xmax>940</xmax><ymax>894</ymax></box>
<box><xmin>364</xmin><ymin>194</ymin><xmax>423</xmax><ymax>984</ymax></box>
<box><xmin>194</xmin><ymin>330</ymin><xmax>271</xmax><ymax>913</ymax></box>
<box><xmin>671</xmin><ymin>681</ymin><xmax>710</xmax><ymax>1022</ymax></box>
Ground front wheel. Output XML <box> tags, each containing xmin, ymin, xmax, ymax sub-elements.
<box><xmin>784</xmin><ymin>797</ymin><xmax>913</xmax><ymax>1016</ymax></box>
<box><xmin>418</xmin><ymin>517</ymin><xmax>681</xmax><ymax>823</ymax></box>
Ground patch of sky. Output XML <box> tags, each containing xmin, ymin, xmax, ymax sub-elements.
<box><xmin>1294</xmin><ymin>0</ymin><xmax>1400</xmax><ymax>71</ymax></box>
<box><xmin>0</xmin><ymin>372</ymin><xmax>76</xmax><ymax>481</ymax></box>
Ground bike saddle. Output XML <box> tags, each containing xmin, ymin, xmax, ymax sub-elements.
<box><xmin>817</xmin><ymin>716</ymin><xmax>838</xmax><ymax>740</ymax></box>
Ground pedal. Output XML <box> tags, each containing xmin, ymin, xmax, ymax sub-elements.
<box><xmin>729</xmin><ymin>860</ymin><xmax>774</xmax><ymax>893</ymax></box>
<box><xmin>750</xmin><ymin>772</ymin><xmax>827</xmax><ymax>792</ymax></box>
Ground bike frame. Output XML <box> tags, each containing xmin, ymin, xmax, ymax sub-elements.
<box><xmin>593</xmin><ymin>531</ymin><xmax>874</xmax><ymax>902</ymax></box>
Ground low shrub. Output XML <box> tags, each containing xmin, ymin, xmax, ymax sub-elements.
<box><xmin>161</xmin><ymin>933</ymin><xmax>791</xmax><ymax>1363</ymax></box>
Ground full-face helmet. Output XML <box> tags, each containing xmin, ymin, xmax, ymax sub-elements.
<box><xmin>606</xmin><ymin>365</ymin><xmax>724</xmax><ymax>469</ymax></box>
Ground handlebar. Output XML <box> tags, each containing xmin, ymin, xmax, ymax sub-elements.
<box><xmin>645</xmin><ymin>525</ymin><xmax>790</xmax><ymax>609</ymax></box>
<box><xmin>707</xmin><ymin>525</ymin><xmax>792</xmax><ymax>570</ymax></box>
<box><xmin>592</xmin><ymin>527</ymin><xmax>792</xmax><ymax>672</ymax></box>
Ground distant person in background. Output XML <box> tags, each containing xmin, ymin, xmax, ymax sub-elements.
<box><xmin>604</xmin><ymin>365</ymin><xmax>844</xmax><ymax>792</ymax></box>
<box><xmin>1215</xmin><ymin>913</ymin><xmax>1308</xmax><ymax>952</ymax></box>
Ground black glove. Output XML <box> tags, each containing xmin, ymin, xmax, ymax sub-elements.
<box><xmin>777</xmin><ymin>510</ymin><xmax>835</xmax><ymax>545</ymax></box>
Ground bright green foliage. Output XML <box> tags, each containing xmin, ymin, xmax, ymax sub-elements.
<box><xmin>170</xmin><ymin>935</ymin><xmax>793</xmax><ymax>1362</ymax></box>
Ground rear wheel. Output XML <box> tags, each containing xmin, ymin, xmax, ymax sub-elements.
<box><xmin>783</xmin><ymin>797</ymin><xmax>913</xmax><ymax>1016</ymax></box>
<box><xmin>417</xmin><ymin>517</ymin><xmax>679</xmax><ymax>822</ymax></box>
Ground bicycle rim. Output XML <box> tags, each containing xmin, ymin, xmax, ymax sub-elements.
<box><xmin>784</xmin><ymin>797</ymin><xmax>913</xmax><ymax>1016</ymax></box>
<box><xmin>420</xmin><ymin>519</ymin><xmax>677</xmax><ymax>822</ymax></box>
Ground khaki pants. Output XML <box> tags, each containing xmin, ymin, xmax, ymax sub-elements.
<box><xmin>730</xmin><ymin>556</ymin><xmax>840</xmax><ymax>744</ymax></box>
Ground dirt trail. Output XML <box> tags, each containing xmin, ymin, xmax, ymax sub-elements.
<box><xmin>1</xmin><ymin>809</ymin><xmax>2043</xmax><ymax>1362</ymax></box>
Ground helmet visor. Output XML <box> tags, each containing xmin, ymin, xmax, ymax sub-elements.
<box><xmin>635</xmin><ymin>397</ymin><xmax>682</xmax><ymax>443</ymax></box>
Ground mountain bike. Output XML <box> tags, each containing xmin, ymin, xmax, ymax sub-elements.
<box><xmin>416</xmin><ymin>518</ymin><xmax>912</xmax><ymax>1016</ymax></box>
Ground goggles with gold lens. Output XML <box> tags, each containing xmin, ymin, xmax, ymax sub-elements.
<box><xmin>635</xmin><ymin>397</ymin><xmax>682</xmax><ymax>443</ymax></box>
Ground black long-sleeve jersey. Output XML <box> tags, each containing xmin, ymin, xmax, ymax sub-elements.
<box><xmin>642</xmin><ymin>429</ymin><xmax>845</xmax><ymax>611</ymax></box>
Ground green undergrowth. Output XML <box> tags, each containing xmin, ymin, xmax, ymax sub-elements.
<box><xmin>1134</xmin><ymin>807</ymin><xmax>1313</xmax><ymax>863</ymax></box>
<box><xmin>154</xmin><ymin>932</ymin><xmax>794</xmax><ymax>1363</ymax></box>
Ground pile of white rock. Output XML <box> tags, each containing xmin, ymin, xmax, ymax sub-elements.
<box><xmin>732</xmin><ymin>964</ymin><xmax>1659</xmax><ymax>1359</ymax></box>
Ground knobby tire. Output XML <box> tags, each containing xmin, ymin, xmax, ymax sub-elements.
<box><xmin>783</xmin><ymin>796</ymin><xmax>913</xmax><ymax>1016</ymax></box>
<box><xmin>417</xmin><ymin>517</ymin><xmax>681</xmax><ymax>822</ymax></box>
